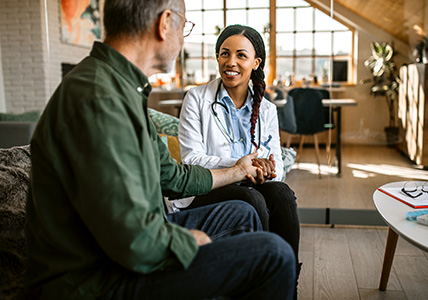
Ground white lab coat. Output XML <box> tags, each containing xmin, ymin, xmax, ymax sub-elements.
<box><xmin>179</xmin><ymin>78</ymin><xmax>284</xmax><ymax>181</ymax></box>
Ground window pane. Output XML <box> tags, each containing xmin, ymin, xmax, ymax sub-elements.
<box><xmin>295</xmin><ymin>58</ymin><xmax>311</xmax><ymax>80</ymax></box>
<box><xmin>248</xmin><ymin>0</ymin><xmax>269</xmax><ymax>8</ymax></box>
<box><xmin>277</xmin><ymin>33</ymin><xmax>294</xmax><ymax>56</ymax></box>
<box><xmin>331</xmin><ymin>18</ymin><xmax>348</xmax><ymax>31</ymax></box>
<box><xmin>276</xmin><ymin>8</ymin><xmax>294</xmax><ymax>32</ymax></box>
<box><xmin>226</xmin><ymin>0</ymin><xmax>246</xmax><ymax>9</ymax></box>
<box><xmin>203</xmin><ymin>34</ymin><xmax>217</xmax><ymax>58</ymax></box>
<box><xmin>226</xmin><ymin>9</ymin><xmax>247</xmax><ymax>26</ymax></box>
<box><xmin>314</xmin><ymin>9</ymin><xmax>332</xmax><ymax>31</ymax></box>
<box><xmin>314</xmin><ymin>58</ymin><xmax>331</xmax><ymax>82</ymax></box>
<box><xmin>277</xmin><ymin>0</ymin><xmax>310</xmax><ymax>7</ymax></box>
<box><xmin>184</xmin><ymin>38</ymin><xmax>202</xmax><ymax>58</ymax></box>
<box><xmin>186</xmin><ymin>11</ymin><xmax>203</xmax><ymax>35</ymax></box>
<box><xmin>334</xmin><ymin>31</ymin><xmax>352</xmax><ymax>55</ymax></box>
<box><xmin>295</xmin><ymin>32</ymin><xmax>312</xmax><ymax>55</ymax></box>
<box><xmin>248</xmin><ymin>9</ymin><xmax>269</xmax><ymax>33</ymax></box>
<box><xmin>203</xmin><ymin>11</ymin><xmax>224</xmax><ymax>34</ymax></box>
<box><xmin>186</xmin><ymin>59</ymin><xmax>202</xmax><ymax>82</ymax></box>
<box><xmin>207</xmin><ymin>58</ymin><xmax>218</xmax><ymax>81</ymax></box>
<box><xmin>276</xmin><ymin>58</ymin><xmax>293</xmax><ymax>80</ymax></box>
<box><xmin>203</xmin><ymin>0</ymin><xmax>223</xmax><ymax>10</ymax></box>
<box><xmin>295</xmin><ymin>7</ymin><xmax>313</xmax><ymax>31</ymax></box>
<box><xmin>185</xmin><ymin>0</ymin><xmax>202</xmax><ymax>11</ymax></box>
<box><xmin>314</xmin><ymin>32</ymin><xmax>331</xmax><ymax>55</ymax></box>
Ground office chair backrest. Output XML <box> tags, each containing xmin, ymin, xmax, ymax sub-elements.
<box><xmin>288</xmin><ymin>88</ymin><xmax>326</xmax><ymax>135</ymax></box>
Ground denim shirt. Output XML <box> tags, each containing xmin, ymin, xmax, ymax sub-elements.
<box><xmin>218</xmin><ymin>85</ymin><xmax>253</xmax><ymax>159</ymax></box>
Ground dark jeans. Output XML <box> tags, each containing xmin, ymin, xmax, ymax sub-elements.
<box><xmin>99</xmin><ymin>201</ymin><xmax>296</xmax><ymax>300</ymax></box>
<box><xmin>185</xmin><ymin>181</ymin><xmax>300</xmax><ymax>261</ymax></box>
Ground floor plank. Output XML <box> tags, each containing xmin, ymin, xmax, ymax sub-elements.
<box><xmin>299</xmin><ymin>226</ymin><xmax>428</xmax><ymax>299</ymax></box>
<box><xmin>345</xmin><ymin>228</ymin><xmax>397</xmax><ymax>290</ymax></box>
<box><xmin>358</xmin><ymin>288</ymin><xmax>406</xmax><ymax>300</ymax></box>
<box><xmin>298</xmin><ymin>250</ymin><xmax>314</xmax><ymax>300</ymax></box>
<box><xmin>313</xmin><ymin>227</ymin><xmax>360</xmax><ymax>299</ymax></box>
<box><xmin>392</xmin><ymin>256</ymin><xmax>428</xmax><ymax>300</ymax></box>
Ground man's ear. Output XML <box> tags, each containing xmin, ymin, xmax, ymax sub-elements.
<box><xmin>157</xmin><ymin>9</ymin><xmax>172</xmax><ymax>41</ymax></box>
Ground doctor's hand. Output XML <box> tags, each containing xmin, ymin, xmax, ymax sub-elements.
<box><xmin>251</xmin><ymin>154</ymin><xmax>277</xmax><ymax>180</ymax></box>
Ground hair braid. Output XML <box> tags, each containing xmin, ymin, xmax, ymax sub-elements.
<box><xmin>250</xmin><ymin>68</ymin><xmax>266</xmax><ymax>149</ymax></box>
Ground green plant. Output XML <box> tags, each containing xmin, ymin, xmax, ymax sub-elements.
<box><xmin>361</xmin><ymin>41</ymin><xmax>400</xmax><ymax>128</ymax></box>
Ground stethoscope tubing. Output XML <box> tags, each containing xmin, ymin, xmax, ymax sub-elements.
<box><xmin>210</xmin><ymin>80</ymin><xmax>261</xmax><ymax>148</ymax></box>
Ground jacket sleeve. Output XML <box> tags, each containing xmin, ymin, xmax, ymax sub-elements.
<box><xmin>179</xmin><ymin>87</ymin><xmax>238</xmax><ymax>169</ymax></box>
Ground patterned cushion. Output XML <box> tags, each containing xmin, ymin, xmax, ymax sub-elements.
<box><xmin>0</xmin><ymin>145</ymin><xmax>30</xmax><ymax>300</ymax></box>
<box><xmin>148</xmin><ymin>108</ymin><xmax>179</xmax><ymax>137</ymax></box>
<box><xmin>281</xmin><ymin>147</ymin><xmax>296</xmax><ymax>180</ymax></box>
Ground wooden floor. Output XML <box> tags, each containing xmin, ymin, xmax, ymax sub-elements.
<box><xmin>285</xmin><ymin>144</ymin><xmax>428</xmax><ymax>210</ymax></box>
<box><xmin>288</xmin><ymin>144</ymin><xmax>428</xmax><ymax>299</ymax></box>
<box><xmin>299</xmin><ymin>225</ymin><xmax>428</xmax><ymax>300</ymax></box>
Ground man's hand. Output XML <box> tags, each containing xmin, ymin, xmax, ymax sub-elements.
<box><xmin>210</xmin><ymin>152</ymin><xmax>259</xmax><ymax>190</ymax></box>
<box><xmin>234</xmin><ymin>151</ymin><xmax>260</xmax><ymax>178</ymax></box>
<box><xmin>190</xmin><ymin>229</ymin><xmax>212</xmax><ymax>246</ymax></box>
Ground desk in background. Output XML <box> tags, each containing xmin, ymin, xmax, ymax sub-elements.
<box><xmin>148</xmin><ymin>88</ymin><xmax>184</xmax><ymax>117</ymax></box>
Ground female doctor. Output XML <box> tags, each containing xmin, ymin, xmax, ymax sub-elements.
<box><xmin>178</xmin><ymin>24</ymin><xmax>301</xmax><ymax>295</ymax></box>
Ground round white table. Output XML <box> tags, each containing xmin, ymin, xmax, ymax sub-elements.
<box><xmin>373</xmin><ymin>181</ymin><xmax>428</xmax><ymax>290</ymax></box>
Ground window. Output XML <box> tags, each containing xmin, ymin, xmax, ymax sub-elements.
<box><xmin>183</xmin><ymin>0</ymin><xmax>354</xmax><ymax>85</ymax></box>
<box><xmin>276</xmin><ymin>0</ymin><xmax>353</xmax><ymax>84</ymax></box>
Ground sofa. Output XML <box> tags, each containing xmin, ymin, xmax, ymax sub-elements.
<box><xmin>0</xmin><ymin>109</ymin><xmax>295</xmax><ymax>299</ymax></box>
<box><xmin>0</xmin><ymin>111</ymin><xmax>41</xmax><ymax>149</ymax></box>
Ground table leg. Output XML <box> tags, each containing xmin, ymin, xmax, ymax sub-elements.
<box><xmin>336</xmin><ymin>106</ymin><xmax>342</xmax><ymax>176</ymax></box>
<box><xmin>379</xmin><ymin>227</ymin><xmax>399</xmax><ymax>291</ymax></box>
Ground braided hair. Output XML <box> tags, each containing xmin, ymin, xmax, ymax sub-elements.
<box><xmin>215</xmin><ymin>25</ymin><xmax>266</xmax><ymax>149</ymax></box>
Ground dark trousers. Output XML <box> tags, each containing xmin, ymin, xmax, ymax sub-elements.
<box><xmin>185</xmin><ymin>181</ymin><xmax>300</xmax><ymax>261</ymax></box>
<box><xmin>98</xmin><ymin>201</ymin><xmax>296</xmax><ymax>300</ymax></box>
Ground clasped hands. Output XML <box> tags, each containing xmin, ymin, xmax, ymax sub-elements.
<box><xmin>235</xmin><ymin>152</ymin><xmax>276</xmax><ymax>185</ymax></box>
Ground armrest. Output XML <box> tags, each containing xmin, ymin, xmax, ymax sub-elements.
<box><xmin>0</xmin><ymin>122</ymin><xmax>37</xmax><ymax>148</ymax></box>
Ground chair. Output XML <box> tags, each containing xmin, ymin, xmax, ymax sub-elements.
<box><xmin>279</xmin><ymin>88</ymin><xmax>332</xmax><ymax>177</ymax></box>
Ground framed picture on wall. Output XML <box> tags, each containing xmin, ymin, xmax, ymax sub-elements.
<box><xmin>60</xmin><ymin>0</ymin><xmax>101</xmax><ymax>48</ymax></box>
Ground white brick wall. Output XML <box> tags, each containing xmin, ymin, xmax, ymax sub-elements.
<box><xmin>0</xmin><ymin>0</ymin><xmax>96</xmax><ymax>114</ymax></box>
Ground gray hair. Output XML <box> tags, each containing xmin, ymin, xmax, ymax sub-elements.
<box><xmin>103</xmin><ymin>0</ymin><xmax>182</xmax><ymax>39</ymax></box>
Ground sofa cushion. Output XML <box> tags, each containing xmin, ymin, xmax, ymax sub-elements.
<box><xmin>160</xmin><ymin>134</ymin><xmax>181</xmax><ymax>164</ymax></box>
<box><xmin>148</xmin><ymin>108</ymin><xmax>179</xmax><ymax>137</ymax></box>
<box><xmin>0</xmin><ymin>111</ymin><xmax>41</xmax><ymax>122</ymax></box>
<box><xmin>0</xmin><ymin>145</ymin><xmax>30</xmax><ymax>300</ymax></box>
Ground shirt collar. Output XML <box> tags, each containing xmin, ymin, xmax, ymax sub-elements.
<box><xmin>219</xmin><ymin>83</ymin><xmax>253</xmax><ymax>112</ymax></box>
<box><xmin>90</xmin><ymin>42</ymin><xmax>152</xmax><ymax>97</ymax></box>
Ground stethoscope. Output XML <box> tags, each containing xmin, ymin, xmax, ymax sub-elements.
<box><xmin>211</xmin><ymin>80</ymin><xmax>262</xmax><ymax>150</ymax></box>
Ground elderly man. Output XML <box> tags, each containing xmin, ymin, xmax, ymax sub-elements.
<box><xmin>24</xmin><ymin>0</ymin><xmax>295</xmax><ymax>299</ymax></box>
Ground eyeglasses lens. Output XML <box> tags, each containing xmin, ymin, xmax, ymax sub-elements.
<box><xmin>402</xmin><ymin>182</ymin><xmax>423</xmax><ymax>198</ymax></box>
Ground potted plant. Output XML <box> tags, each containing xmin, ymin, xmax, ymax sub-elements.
<box><xmin>361</xmin><ymin>41</ymin><xmax>400</xmax><ymax>147</ymax></box>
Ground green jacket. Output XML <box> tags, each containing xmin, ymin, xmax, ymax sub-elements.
<box><xmin>24</xmin><ymin>42</ymin><xmax>212</xmax><ymax>299</ymax></box>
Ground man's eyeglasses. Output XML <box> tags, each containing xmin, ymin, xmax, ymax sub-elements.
<box><xmin>401</xmin><ymin>181</ymin><xmax>428</xmax><ymax>198</ymax></box>
<box><xmin>170</xmin><ymin>10</ymin><xmax>195</xmax><ymax>37</ymax></box>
